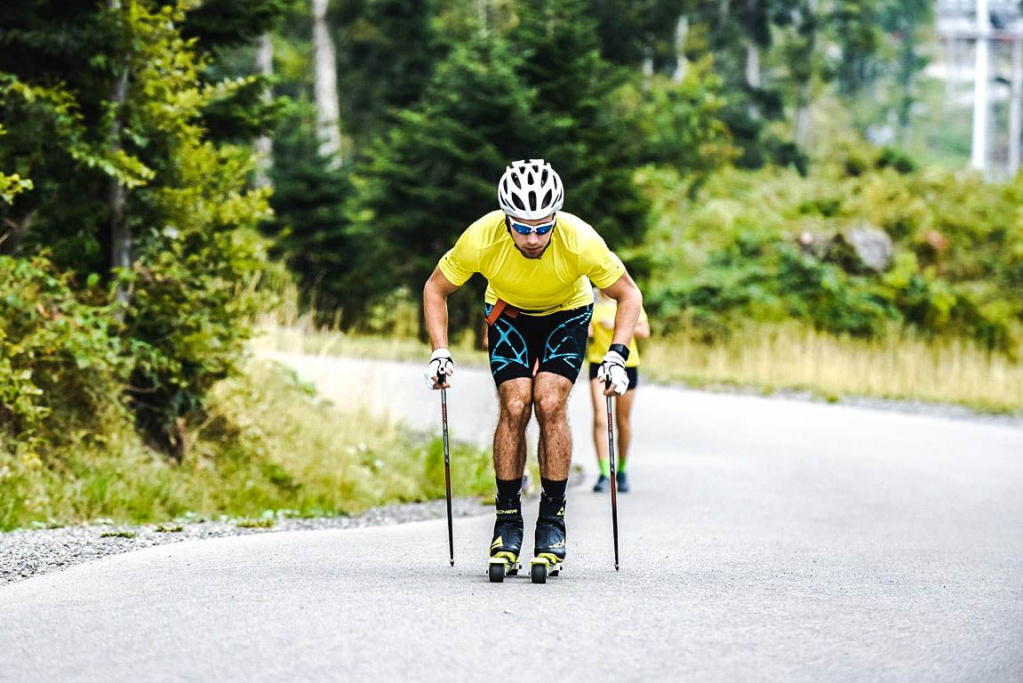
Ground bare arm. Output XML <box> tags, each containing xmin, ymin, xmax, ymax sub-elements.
<box><xmin>600</xmin><ymin>270</ymin><xmax>643</xmax><ymax>350</ymax></box>
<box><xmin>633</xmin><ymin>316</ymin><xmax>650</xmax><ymax>339</ymax></box>
<box><xmin>423</xmin><ymin>267</ymin><xmax>461</xmax><ymax>350</ymax></box>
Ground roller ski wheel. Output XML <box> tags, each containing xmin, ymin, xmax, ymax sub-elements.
<box><xmin>530</xmin><ymin>493</ymin><xmax>567</xmax><ymax>584</ymax></box>
<box><xmin>488</xmin><ymin>495</ymin><xmax>523</xmax><ymax>583</ymax></box>
<box><xmin>529</xmin><ymin>554</ymin><xmax>563</xmax><ymax>584</ymax></box>
<box><xmin>487</xmin><ymin>553</ymin><xmax>520</xmax><ymax>583</ymax></box>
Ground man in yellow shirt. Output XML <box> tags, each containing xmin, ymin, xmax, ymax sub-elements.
<box><xmin>587</xmin><ymin>289</ymin><xmax>650</xmax><ymax>493</ymax></box>
<box><xmin>423</xmin><ymin>159</ymin><xmax>643</xmax><ymax>580</ymax></box>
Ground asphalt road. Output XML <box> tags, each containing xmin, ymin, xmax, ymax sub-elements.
<box><xmin>2</xmin><ymin>354</ymin><xmax>1021</xmax><ymax>682</ymax></box>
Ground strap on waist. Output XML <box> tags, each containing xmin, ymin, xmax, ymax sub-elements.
<box><xmin>485</xmin><ymin>299</ymin><xmax>519</xmax><ymax>326</ymax></box>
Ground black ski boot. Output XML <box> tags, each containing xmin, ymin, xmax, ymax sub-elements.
<box><xmin>487</xmin><ymin>496</ymin><xmax>523</xmax><ymax>583</ymax></box>
<box><xmin>529</xmin><ymin>493</ymin><xmax>566</xmax><ymax>584</ymax></box>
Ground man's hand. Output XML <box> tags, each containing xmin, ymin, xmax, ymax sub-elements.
<box><xmin>425</xmin><ymin>348</ymin><xmax>454</xmax><ymax>389</ymax></box>
<box><xmin>596</xmin><ymin>350</ymin><xmax>628</xmax><ymax>396</ymax></box>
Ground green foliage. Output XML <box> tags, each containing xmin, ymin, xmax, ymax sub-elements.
<box><xmin>335</xmin><ymin>0</ymin><xmax>742</xmax><ymax>334</ymax></box>
<box><xmin>1</xmin><ymin>1</ymin><xmax>272</xmax><ymax>456</ymax></box>
<box><xmin>0</xmin><ymin>125</ymin><xmax>32</xmax><ymax>204</ymax></box>
<box><xmin>261</xmin><ymin>101</ymin><xmax>357</xmax><ymax>315</ymax></box>
<box><xmin>199</xmin><ymin>74</ymin><xmax>289</xmax><ymax>143</ymax></box>
<box><xmin>345</xmin><ymin>32</ymin><xmax>537</xmax><ymax>330</ymax></box>
<box><xmin>0</xmin><ymin>172</ymin><xmax>31</xmax><ymax>204</ymax></box>
<box><xmin>510</xmin><ymin>0</ymin><xmax>648</xmax><ymax>249</ymax></box>
<box><xmin>183</xmin><ymin>0</ymin><xmax>295</xmax><ymax>48</ymax></box>
<box><xmin>108</xmin><ymin>2</ymin><xmax>273</xmax><ymax>454</ymax></box>
<box><xmin>618</xmin><ymin>59</ymin><xmax>735</xmax><ymax>177</ymax></box>
<box><xmin>331</xmin><ymin>0</ymin><xmax>439</xmax><ymax>144</ymax></box>
<box><xmin>641</xmin><ymin>165</ymin><xmax>1023</xmax><ymax>353</ymax></box>
<box><xmin>588</xmin><ymin>0</ymin><xmax>690</xmax><ymax>69</ymax></box>
<box><xmin>0</xmin><ymin>255</ymin><xmax>126</xmax><ymax>445</ymax></box>
<box><xmin>0</xmin><ymin>360</ymin><xmax>494</xmax><ymax>531</ymax></box>
<box><xmin>827</xmin><ymin>0</ymin><xmax>882</xmax><ymax>97</ymax></box>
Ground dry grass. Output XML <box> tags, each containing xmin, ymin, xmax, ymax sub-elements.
<box><xmin>252</xmin><ymin>284</ymin><xmax>1021</xmax><ymax>415</ymax></box>
<box><xmin>0</xmin><ymin>358</ymin><xmax>493</xmax><ymax>531</ymax></box>
<box><xmin>642</xmin><ymin>326</ymin><xmax>1023</xmax><ymax>414</ymax></box>
<box><xmin>251</xmin><ymin>303</ymin><xmax>489</xmax><ymax>366</ymax></box>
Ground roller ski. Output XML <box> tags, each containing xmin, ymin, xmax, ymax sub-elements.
<box><xmin>529</xmin><ymin>493</ymin><xmax>567</xmax><ymax>584</ymax></box>
<box><xmin>487</xmin><ymin>496</ymin><xmax>523</xmax><ymax>583</ymax></box>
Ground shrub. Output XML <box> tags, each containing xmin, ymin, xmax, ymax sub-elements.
<box><xmin>0</xmin><ymin>255</ymin><xmax>126</xmax><ymax>446</ymax></box>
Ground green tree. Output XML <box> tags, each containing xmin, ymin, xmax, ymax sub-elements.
<box><xmin>331</xmin><ymin>0</ymin><xmax>439</xmax><ymax>145</ymax></box>
<box><xmin>828</xmin><ymin>0</ymin><xmax>882</xmax><ymax>97</ymax></box>
<box><xmin>509</xmin><ymin>0</ymin><xmax>649</xmax><ymax>249</ymax></box>
<box><xmin>880</xmin><ymin>0</ymin><xmax>932</xmax><ymax>145</ymax></box>
<box><xmin>0</xmin><ymin>1</ymin><xmax>271</xmax><ymax>455</ymax></box>
<box><xmin>687</xmin><ymin>0</ymin><xmax>808</xmax><ymax>172</ymax></box>
<box><xmin>587</xmin><ymin>0</ymin><xmax>691</xmax><ymax>70</ymax></box>
<box><xmin>346</xmin><ymin>33</ymin><xmax>537</xmax><ymax>333</ymax></box>
<box><xmin>262</xmin><ymin>100</ymin><xmax>357</xmax><ymax>314</ymax></box>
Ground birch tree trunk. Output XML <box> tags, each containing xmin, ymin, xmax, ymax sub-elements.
<box><xmin>745</xmin><ymin>41</ymin><xmax>760</xmax><ymax>88</ymax></box>
<box><xmin>642</xmin><ymin>50</ymin><xmax>654</xmax><ymax>92</ymax></box>
<box><xmin>254</xmin><ymin>33</ymin><xmax>274</xmax><ymax>188</ymax></box>
<box><xmin>312</xmin><ymin>0</ymin><xmax>342</xmax><ymax>167</ymax></box>
<box><xmin>672</xmin><ymin>16</ymin><xmax>689</xmax><ymax>83</ymax></box>
<box><xmin>793</xmin><ymin>0</ymin><xmax>817</xmax><ymax>149</ymax></box>
<box><xmin>477</xmin><ymin>0</ymin><xmax>491</xmax><ymax>36</ymax></box>
<box><xmin>794</xmin><ymin>85</ymin><xmax>812</xmax><ymax>148</ymax></box>
<box><xmin>745</xmin><ymin>0</ymin><xmax>760</xmax><ymax>89</ymax></box>
<box><xmin>108</xmin><ymin>0</ymin><xmax>132</xmax><ymax>308</ymax></box>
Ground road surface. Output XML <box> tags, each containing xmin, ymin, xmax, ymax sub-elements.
<box><xmin>2</xmin><ymin>354</ymin><xmax>1021</xmax><ymax>682</ymax></box>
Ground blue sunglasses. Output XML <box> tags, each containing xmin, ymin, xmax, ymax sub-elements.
<box><xmin>507</xmin><ymin>216</ymin><xmax>557</xmax><ymax>236</ymax></box>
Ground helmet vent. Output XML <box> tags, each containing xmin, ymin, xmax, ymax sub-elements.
<box><xmin>496</xmin><ymin>158</ymin><xmax>565</xmax><ymax>219</ymax></box>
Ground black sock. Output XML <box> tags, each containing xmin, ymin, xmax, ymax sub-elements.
<box><xmin>496</xmin><ymin>477</ymin><xmax>523</xmax><ymax>500</ymax></box>
<box><xmin>540</xmin><ymin>477</ymin><xmax>567</xmax><ymax>500</ymax></box>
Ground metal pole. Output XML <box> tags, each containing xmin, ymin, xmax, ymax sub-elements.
<box><xmin>971</xmin><ymin>0</ymin><xmax>991</xmax><ymax>174</ymax></box>
<box><xmin>439</xmin><ymin>371</ymin><xmax>454</xmax><ymax>566</ymax></box>
<box><xmin>605</xmin><ymin>389</ymin><xmax>620</xmax><ymax>571</ymax></box>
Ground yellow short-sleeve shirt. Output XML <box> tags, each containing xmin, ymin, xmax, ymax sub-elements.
<box><xmin>586</xmin><ymin>298</ymin><xmax>649</xmax><ymax>367</ymax></box>
<box><xmin>438</xmin><ymin>210</ymin><xmax>625</xmax><ymax>315</ymax></box>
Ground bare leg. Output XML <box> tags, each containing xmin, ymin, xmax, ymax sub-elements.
<box><xmin>494</xmin><ymin>378</ymin><xmax>532</xmax><ymax>480</ymax></box>
<box><xmin>589</xmin><ymin>377</ymin><xmax>609</xmax><ymax>468</ymax></box>
<box><xmin>615</xmin><ymin>388</ymin><xmax>637</xmax><ymax>467</ymax></box>
<box><xmin>532</xmin><ymin>372</ymin><xmax>575</xmax><ymax>480</ymax></box>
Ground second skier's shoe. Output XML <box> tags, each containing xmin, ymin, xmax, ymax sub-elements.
<box><xmin>592</xmin><ymin>474</ymin><xmax>610</xmax><ymax>492</ymax></box>
<box><xmin>488</xmin><ymin>495</ymin><xmax>523</xmax><ymax>583</ymax></box>
<box><xmin>529</xmin><ymin>493</ymin><xmax>566</xmax><ymax>584</ymax></box>
<box><xmin>616</xmin><ymin>470</ymin><xmax>630</xmax><ymax>493</ymax></box>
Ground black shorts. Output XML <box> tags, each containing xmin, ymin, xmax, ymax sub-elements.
<box><xmin>588</xmin><ymin>362</ymin><xmax>639</xmax><ymax>390</ymax></box>
<box><xmin>485</xmin><ymin>304</ymin><xmax>593</xmax><ymax>386</ymax></box>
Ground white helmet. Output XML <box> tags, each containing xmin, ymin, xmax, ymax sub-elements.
<box><xmin>497</xmin><ymin>159</ymin><xmax>565</xmax><ymax>220</ymax></box>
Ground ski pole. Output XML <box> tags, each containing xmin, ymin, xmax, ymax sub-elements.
<box><xmin>605</xmin><ymin>380</ymin><xmax>620</xmax><ymax>570</ymax></box>
<box><xmin>438</xmin><ymin>369</ymin><xmax>454</xmax><ymax>566</ymax></box>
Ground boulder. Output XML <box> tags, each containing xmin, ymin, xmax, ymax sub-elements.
<box><xmin>841</xmin><ymin>223</ymin><xmax>893</xmax><ymax>272</ymax></box>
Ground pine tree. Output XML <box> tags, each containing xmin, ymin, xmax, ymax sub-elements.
<box><xmin>263</xmin><ymin>102</ymin><xmax>356</xmax><ymax>315</ymax></box>
<box><xmin>345</xmin><ymin>32</ymin><xmax>538</xmax><ymax>332</ymax></box>
<box><xmin>332</xmin><ymin>0</ymin><xmax>439</xmax><ymax>146</ymax></box>
<box><xmin>587</xmin><ymin>0</ymin><xmax>691</xmax><ymax>70</ymax></box>
<box><xmin>509</xmin><ymin>0</ymin><xmax>649</xmax><ymax>249</ymax></box>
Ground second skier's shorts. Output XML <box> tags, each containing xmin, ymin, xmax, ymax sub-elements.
<box><xmin>485</xmin><ymin>303</ymin><xmax>593</xmax><ymax>387</ymax></box>
<box><xmin>588</xmin><ymin>362</ymin><xmax>639</xmax><ymax>390</ymax></box>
